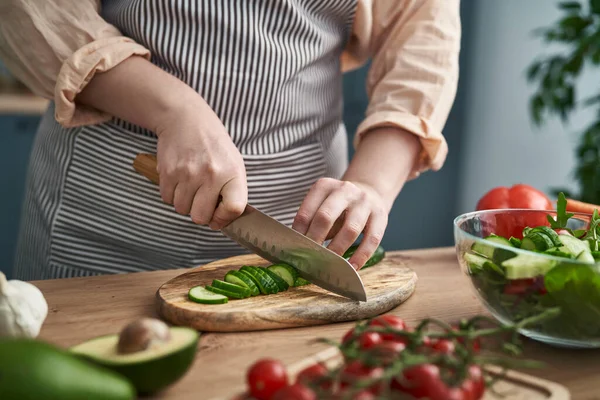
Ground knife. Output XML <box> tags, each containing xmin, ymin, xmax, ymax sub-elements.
<box><xmin>132</xmin><ymin>153</ymin><xmax>367</xmax><ymax>302</ymax></box>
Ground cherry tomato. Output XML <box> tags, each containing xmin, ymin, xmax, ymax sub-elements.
<box><xmin>391</xmin><ymin>364</ymin><xmax>474</xmax><ymax>400</ymax></box>
<box><xmin>271</xmin><ymin>383</ymin><xmax>316</xmax><ymax>400</ymax></box>
<box><xmin>358</xmin><ymin>332</ymin><xmax>383</xmax><ymax>349</ymax></box>
<box><xmin>468</xmin><ymin>365</ymin><xmax>485</xmax><ymax>399</ymax></box>
<box><xmin>430</xmin><ymin>339</ymin><xmax>456</xmax><ymax>354</ymax></box>
<box><xmin>340</xmin><ymin>361</ymin><xmax>384</xmax><ymax>394</ymax></box>
<box><xmin>503</xmin><ymin>278</ymin><xmax>536</xmax><ymax>295</ymax></box>
<box><xmin>369</xmin><ymin>315</ymin><xmax>407</xmax><ymax>341</ymax></box>
<box><xmin>352</xmin><ymin>391</ymin><xmax>376</xmax><ymax>400</ymax></box>
<box><xmin>296</xmin><ymin>363</ymin><xmax>333</xmax><ymax>391</ymax></box>
<box><xmin>370</xmin><ymin>341</ymin><xmax>406</xmax><ymax>366</ymax></box>
<box><xmin>246</xmin><ymin>358</ymin><xmax>288</xmax><ymax>400</ymax></box>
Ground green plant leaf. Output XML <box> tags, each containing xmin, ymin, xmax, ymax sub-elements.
<box><xmin>558</xmin><ymin>1</ymin><xmax>582</xmax><ymax>11</ymax></box>
<box><xmin>526</xmin><ymin>61</ymin><xmax>543</xmax><ymax>81</ymax></box>
<box><xmin>592</xmin><ymin>0</ymin><xmax>600</xmax><ymax>14</ymax></box>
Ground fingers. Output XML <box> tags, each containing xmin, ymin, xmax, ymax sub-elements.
<box><xmin>190</xmin><ymin>185</ymin><xmax>221</xmax><ymax>225</ymax></box>
<box><xmin>293</xmin><ymin>178</ymin><xmax>337</xmax><ymax>235</ymax></box>
<box><xmin>348</xmin><ymin>210</ymin><xmax>387</xmax><ymax>270</ymax></box>
<box><xmin>326</xmin><ymin>200</ymin><xmax>370</xmax><ymax>256</ymax></box>
<box><xmin>305</xmin><ymin>188</ymin><xmax>352</xmax><ymax>245</ymax></box>
<box><xmin>209</xmin><ymin>177</ymin><xmax>248</xmax><ymax>230</ymax></box>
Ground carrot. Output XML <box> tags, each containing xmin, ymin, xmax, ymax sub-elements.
<box><xmin>565</xmin><ymin>198</ymin><xmax>600</xmax><ymax>215</ymax></box>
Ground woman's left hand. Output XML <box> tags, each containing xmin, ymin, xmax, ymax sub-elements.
<box><xmin>292</xmin><ymin>178</ymin><xmax>388</xmax><ymax>270</ymax></box>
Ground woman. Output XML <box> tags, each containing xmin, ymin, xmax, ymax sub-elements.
<box><xmin>0</xmin><ymin>0</ymin><xmax>460</xmax><ymax>280</ymax></box>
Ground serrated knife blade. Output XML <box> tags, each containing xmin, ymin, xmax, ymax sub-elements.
<box><xmin>133</xmin><ymin>153</ymin><xmax>367</xmax><ymax>301</ymax></box>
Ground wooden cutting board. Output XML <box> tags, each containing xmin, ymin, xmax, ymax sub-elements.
<box><xmin>223</xmin><ymin>346</ymin><xmax>570</xmax><ymax>400</ymax></box>
<box><xmin>156</xmin><ymin>252</ymin><xmax>417</xmax><ymax>332</ymax></box>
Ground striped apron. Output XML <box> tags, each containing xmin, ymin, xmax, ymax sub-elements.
<box><xmin>13</xmin><ymin>0</ymin><xmax>358</xmax><ymax>280</ymax></box>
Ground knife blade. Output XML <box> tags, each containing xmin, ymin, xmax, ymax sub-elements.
<box><xmin>132</xmin><ymin>153</ymin><xmax>367</xmax><ymax>301</ymax></box>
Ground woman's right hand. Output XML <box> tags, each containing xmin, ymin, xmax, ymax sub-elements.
<box><xmin>77</xmin><ymin>56</ymin><xmax>248</xmax><ymax>230</ymax></box>
<box><xmin>154</xmin><ymin>98</ymin><xmax>248</xmax><ymax>230</ymax></box>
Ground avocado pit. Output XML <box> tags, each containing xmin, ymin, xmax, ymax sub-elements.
<box><xmin>117</xmin><ymin>318</ymin><xmax>171</xmax><ymax>354</ymax></box>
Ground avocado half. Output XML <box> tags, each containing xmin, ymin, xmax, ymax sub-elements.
<box><xmin>70</xmin><ymin>325</ymin><xmax>199</xmax><ymax>394</ymax></box>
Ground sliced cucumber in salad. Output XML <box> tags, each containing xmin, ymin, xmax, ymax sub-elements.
<box><xmin>187</xmin><ymin>243</ymin><xmax>386</xmax><ymax>305</ymax></box>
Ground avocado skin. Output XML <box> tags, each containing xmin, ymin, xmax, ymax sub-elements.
<box><xmin>0</xmin><ymin>339</ymin><xmax>135</xmax><ymax>400</ymax></box>
<box><xmin>77</xmin><ymin>333</ymin><xmax>199</xmax><ymax>395</ymax></box>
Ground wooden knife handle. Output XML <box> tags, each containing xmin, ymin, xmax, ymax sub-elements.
<box><xmin>133</xmin><ymin>153</ymin><xmax>160</xmax><ymax>185</ymax></box>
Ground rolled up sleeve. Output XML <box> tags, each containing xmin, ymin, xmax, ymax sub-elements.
<box><xmin>0</xmin><ymin>0</ymin><xmax>150</xmax><ymax>127</ymax></box>
<box><xmin>348</xmin><ymin>0</ymin><xmax>461</xmax><ymax>178</ymax></box>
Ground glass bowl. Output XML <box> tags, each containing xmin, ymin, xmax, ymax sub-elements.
<box><xmin>453</xmin><ymin>208</ymin><xmax>600</xmax><ymax>349</ymax></box>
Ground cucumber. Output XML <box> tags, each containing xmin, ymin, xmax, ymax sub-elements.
<box><xmin>471</xmin><ymin>234</ymin><xmax>512</xmax><ymax>259</ymax></box>
<box><xmin>521</xmin><ymin>232</ymin><xmax>554</xmax><ymax>252</ymax></box>
<box><xmin>294</xmin><ymin>277</ymin><xmax>310</xmax><ymax>287</ymax></box>
<box><xmin>188</xmin><ymin>286</ymin><xmax>229</xmax><ymax>304</ymax></box>
<box><xmin>558</xmin><ymin>233</ymin><xmax>591</xmax><ymax>257</ymax></box>
<box><xmin>543</xmin><ymin>248</ymin><xmax>574</xmax><ymax>259</ymax></box>
<box><xmin>212</xmin><ymin>279</ymin><xmax>252</xmax><ymax>298</ymax></box>
<box><xmin>237</xmin><ymin>269</ymin><xmax>266</xmax><ymax>294</ymax></box>
<box><xmin>501</xmin><ymin>254</ymin><xmax>558</xmax><ymax>280</ymax></box>
<box><xmin>576</xmin><ymin>250</ymin><xmax>595</xmax><ymax>263</ymax></box>
<box><xmin>528</xmin><ymin>226</ymin><xmax>562</xmax><ymax>247</ymax></box>
<box><xmin>267</xmin><ymin>264</ymin><xmax>298</xmax><ymax>286</ymax></box>
<box><xmin>205</xmin><ymin>285</ymin><xmax>247</xmax><ymax>299</ymax></box>
<box><xmin>260</xmin><ymin>267</ymin><xmax>290</xmax><ymax>291</ymax></box>
<box><xmin>343</xmin><ymin>245</ymin><xmax>385</xmax><ymax>269</ymax></box>
<box><xmin>592</xmin><ymin>251</ymin><xmax>600</xmax><ymax>260</ymax></box>
<box><xmin>464</xmin><ymin>252</ymin><xmax>488</xmax><ymax>273</ymax></box>
<box><xmin>225</xmin><ymin>270</ymin><xmax>260</xmax><ymax>296</ymax></box>
<box><xmin>240</xmin><ymin>266</ymin><xmax>278</xmax><ymax>294</ymax></box>
<box><xmin>509</xmin><ymin>237</ymin><xmax>522</xmax><ymax>248</ymax></box>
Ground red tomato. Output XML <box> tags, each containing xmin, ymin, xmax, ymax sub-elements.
<box><xmin>468</xmin><ymin>365</ymin><xmax>485</xmax><ymax>399</ymax></box>
<box><xmin>391</xmin><ymin>364</ymin><xmax>475</xmax><ymax>400</ymax></box>
<box><xmin>503</xmin><ymin>278</ymin><xmax>536</xmax><ymax>295</ymax></box>
<box><xmin>340</xmin><ymin>361</ymin><xmax>384</xmax><ymax>394</ymax></box>
<box><xmin>246</xmin><ymin>358</ymin><xmax>288</xmax><ymax>400</ymax></box>
<box><xmin>430</xmin><ymin>339</ymin><xmax>456</xmax><ymax>354</ymax></box>
<box><xmin>271</xmin><ymin>383</ymin><xmax>316</xmax><ymax>400</ymax></box>
<box><xmin>476</xmin><ymin>184</ymin><xmax>552</xmax><ymax>211</ymax></box>
<box><xmin>296</xmin><ymin>363</ymin><xmax>332</xmax><ymax>391</ymax></box>
<box><xmin>370</xmin><ymin>341</ymin><xmax>406</xmax><ymax>366</ymax></box>
<box><xmin>358</xmin><ymin>332</ymin><xmax>383</xmax><ymax>349</ymax></box>
<box><xmin>352</xmin><ymin>391</ymin><xmax>376</xmax><ymax>400</ymax></box>
<box><xmin>369</xmin><ymin>315</ymin><xmax>407</xmax><ymax>341</ymax></box>
<box><xmin>451</xmin><ymin>325</ymin><xmax>482</xmax><ymax>353</ymax></box>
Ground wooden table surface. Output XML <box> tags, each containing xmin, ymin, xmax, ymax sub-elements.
<box><xmin>33</xmin><ymin>247</ymin><xmax>600</xmax><ymax>400</ymax></box>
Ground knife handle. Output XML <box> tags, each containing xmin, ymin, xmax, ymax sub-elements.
<box><xmin>133</xmin><ymin>153</ymin><xmax>160</xmax><ymax>184</ymax></box>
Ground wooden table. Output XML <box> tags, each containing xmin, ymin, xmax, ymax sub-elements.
<box><xmin>34</xmin><ymin>247</ymin><xmax>600</xmax><ymax>400</ymax></box>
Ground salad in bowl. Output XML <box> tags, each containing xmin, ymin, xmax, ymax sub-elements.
<box><xmin>454</xmin><ymin>193</ymin><xmax>600</xmax><ymax>348</ymax></box>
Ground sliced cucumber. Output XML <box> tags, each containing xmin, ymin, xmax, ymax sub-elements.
<box><xmin>576</xmin><ymin>250</ymin><xmax>595</xmax><ymax>263</ymax></box>
<box><xmin>592</xmin><ymin>251</ymin><xmax>600</xmax><ymax>260</ymax></box>
<box><xmin>471</xmin><ymin>234</ymin><xmax>512</xmax><ymax>259</ymax></box>
<box><xmin>188</xmin><ymin>286</ymin><xmax>228</xmax><ymax>304</ymax></box>
<box><xmin>509</xmin><ymin>237</ymin><xmax>522</xmax><ymax>248</ymax></box>
<box><xmin>240</xmin><ymin>266</ymin><xmax>278</xmax><ymax>294</ymax></box>
<box><xmin>212</xmin><ymin>279</ymin><xmax>251</xmax><ymax>298</ymax></box>
<box><xmin>237</xmin><ymin>269</ymin><xmax>266</xmax><ymax>294</ymax></box>
<box><xmin>261</xmin><ymin>267</ymin><xmax>289</xmax><ymax>291</ymax></box>
<box><xmin>363</xmin><ymin>245</ymin><xmax>385</xmax><ymax>268</ymax></box>
<box><xmin>206</xmin><ymin>285</ymin><xmax>248</xmax><ymax>299</ymax></box>
<box><xmin>501</xmin><ymin>254</ymin><xmax>558</xmax><ymax>280</ymax></box>
<box><xmin>528</xmin><ymin>226</ymin><xmax>562</xmax><ymax>247</ymax></box>
<box><xmin>267</xmin><ymin>264</ymin><xmax>298</xmax><ymax>287</ymax></box>
<box><xmin>543</xmin><ymin>248</ymin><xmax>574</xmax><ymax>259</ymax></box>
<box><xmin>464</xmin><ymin>252</ymin><xmax>488</xmax><ymax>273</ymax></box>
<box><xmin>558</xmin><ymin>233</ymin><xmax>591</xmax><ymax>257</ymax></box>
<box><xmin>253</xmin><ymin>268</ymin><xmax>280</xmax><ymax>294</ymax></box>
<box><xmin>225</xmin><ymin>270</ymin><xmax>260</xmax><ymax>296</ymax></box>
<box><xmin>521</xmin><ymin>232</ymin><xmax>554</xmax><ymax>252</ymax></box>
<box><xmin>294</xmin><ymin>277</ymin><xmax>310</xmax><ymax>287</ymax></box>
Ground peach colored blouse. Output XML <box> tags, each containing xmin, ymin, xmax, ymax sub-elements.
<box><xmin>0</xmin><ymin>0</ymin><xmax>461</xmax><ymax>177</ymax></box>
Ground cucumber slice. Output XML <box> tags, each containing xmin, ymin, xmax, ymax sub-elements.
<box><xmin>240</xmin><ymin>266</ymin><xmax>278</xmax><ymax>294</ymax></box>
<box><xmin>294</xmin><ymin>277</ymin><xmax>310</xmax><ymax>287</ymax></box>
<box><xmin>592</xmin><ymin>251</ymin><xmax>600</xmax><ymax>260</ymax></box>
<box><xmin>528</xmin><ymin>227</ymin><xmax>562</xmax><ymax>247</ymax></box>
<box><xmin>267</xmin><ymin>264</ymin><xmax>298</xmax><ymax>287</ymax></box>
<box><xmin>237</xmin><ymin>269</ymin><xmax>265</xmax><ymax>294</ymax></box>
<box><xmin>543</xmin><ymin>248</ymin><xmax>574</xmax><ymax>259</ymax></box>
<box><xmin>464</xmin><ymin>252</ymin><xmax>488</xmax><ymax>273</ymax></box>
<box><xmin>206</xmin><ymin>285</ymin><xmax>248</xmax><ymax>299</ymax></box>
<box><xmin>576</xmin><ymin>250</ymin><xmax>595</xmax><ymax>263</ymax></box>
<box><xmin>225</xmin><ymin>270</ymin><xmax>260</xmax><ymax>296</ymax></box>
<box><xmin>188</xmin><ymin>286</ymin><xmax>228</xmax><ymax>304</ymax></box>
<box><xmin>501</xmin><ymin>254</ymin><xmax>558</xmax><ymax>280</ymax></box>
<box><xmin>212</xmin><ymin>279</ymin><xmax>252</xmax><ymax>298</ymax></box>
<box><xmin>363</xmin><ymin>245</ymin><xmax>386</xmax><ymax>268</ymax></box>
<box><xmin>260</xmin><ymin>267</ymin><xmax>289</xmax><ymax>291</ymax></box>
<box><xmin>471</xmin><ymin>234</ymin><xmax>512</xmax><ymax>259</ymax></box>
<box><xmin>558</xmin><ymin>234</ymin><xmax>591</xmax><ymax>258</ymax></box>
<box><xmin>521</xmin><ymin>232</ymin><xmax>554</xmax><ymax>252</ymax></box>
<box><xmin>509</xmin><ymin>237</ymin><xmax>522</xmax><ymax>248</ymax></box>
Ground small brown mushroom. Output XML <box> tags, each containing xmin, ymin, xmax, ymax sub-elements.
<box><xmin>117</xmin><ymin>318</ymin><xmax>171</xmax><ymax>354</ymax></box>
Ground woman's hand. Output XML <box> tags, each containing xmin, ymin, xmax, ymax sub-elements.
<box><xmin>77</xmin><ymin>56</ymin><xmax>248</xmax><ymax>229</ymax></box>
<box><xmin>292</xmin><ymin>178</ymin><xmax>388</xmax><ymax>270</ymax></box>
<box><xmin>155</xmin><ymin>99</ymin><xmax>247</xmax><ymax>230</ymax></box>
